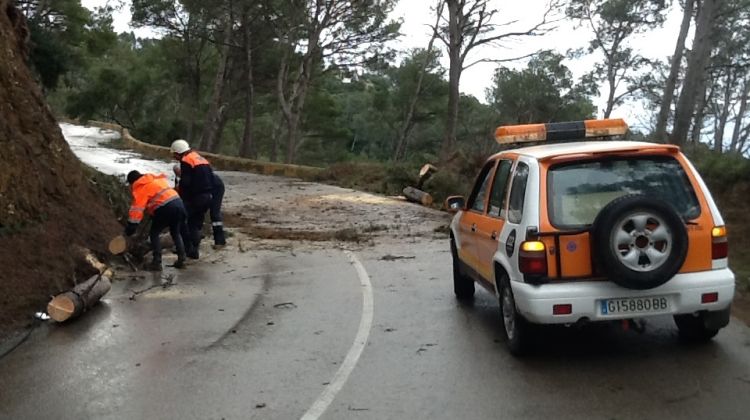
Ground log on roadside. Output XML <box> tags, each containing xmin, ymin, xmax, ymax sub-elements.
<box><xmin>47</xmin><ymin>274</ymin><xmax>112</xmax><ymax>322</ymax></box>
<box><xmin>403</xmin><ymin>186</ymin><xmax>433</xmax><ymax>207</ymax></box>
<box><xmin>416</xmin><ymin>164</ymin><xmax>438</xmax><ymax>189</ymax></box>
<box><xmin>73</xmin><ymin>246</ymin><xmax>113</xmax><ymax>278</ymax></box>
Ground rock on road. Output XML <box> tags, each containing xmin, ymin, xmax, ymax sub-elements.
<box><xmin>0</xmin><ymin>125</ymin><xmax>749</xmax><ymax>420</ymax></box>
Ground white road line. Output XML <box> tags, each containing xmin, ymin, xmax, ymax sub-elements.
<box><xmin>300</xmin><ymin>251</ymin><xmax>374</xmax><ymax>420</ymax></box>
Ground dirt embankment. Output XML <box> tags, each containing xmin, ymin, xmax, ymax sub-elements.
<box><xmin>0</xmin><ymin>3</ymin><xmax>121</xmax><ymax>339</ymax></box>
<box><xmin>712</xmin><ymin>182</ymin><xmax>750</xmax><ymax>325</ymax></box>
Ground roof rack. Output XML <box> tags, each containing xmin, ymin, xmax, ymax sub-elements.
<box><xmin>494</xmin><ymin>119</ymin><xmax>628</xmax><ymax>146</ymax></box>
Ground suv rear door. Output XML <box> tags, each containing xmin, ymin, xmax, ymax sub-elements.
<box><xmin>459</xmin><ymin>160</ymin><xmax>497</xmax><ymax>275</ymax></box>
<box><xmin>473</xmin><ymin>159</ymin><xmax>514</xmax><ymax>282</ymax></box>
<box><xmin>544</xmin><ymin>154</ymin><xmax>712</xmax><ymax>278</ymax></box>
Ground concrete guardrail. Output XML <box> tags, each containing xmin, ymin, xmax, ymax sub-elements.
<box><xmin>63</xmin><ymin>119</ymin><xmax>325</xmax><ymax>180</ymax></box>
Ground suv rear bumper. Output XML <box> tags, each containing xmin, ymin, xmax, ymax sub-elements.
<box><xmin>513</xmin><ymin>268</ymin><xmax>735</xmax><ymax>324</ymax></box>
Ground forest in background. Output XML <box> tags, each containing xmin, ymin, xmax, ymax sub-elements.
<box><xmin>15</xmin><ymin>0</ymin><xmax>750</xmax><ymax>170</ymax></box>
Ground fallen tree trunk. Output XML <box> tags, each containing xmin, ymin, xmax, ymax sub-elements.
<box><xmin>47</xmin><ymin>248</ymin><xmax>113</xmax><ymax>322</ymax></box>
<box><xmin>47</xmin><ymin>274</ymin><xmax>112</xmax><ymax>322</ymax></box>
<box><xmin>72</xmin><ymin>246</ymin><xmax>113</xmax><ymax>277</ymax></box>
<box><xmin>403</xmin><ymin>186</ymin><xmax>433</xmax><ymax>207</ymax></box>
<box><xmin>416</xmin><ymin>164</ymin><xmax>438</xmax><ymax>189</ymax></box>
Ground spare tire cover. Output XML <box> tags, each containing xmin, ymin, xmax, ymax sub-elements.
<box><xmin>591</xmin><ymin>194</ymin><xmax>689</xmax><ymax>290</ymax></box>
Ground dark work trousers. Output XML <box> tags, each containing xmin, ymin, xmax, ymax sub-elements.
<box><xmin>150</xmin><ymin>199</ymin><xmax>187</xmax><ymax>263</ymax></box>
<box><xmin>182</xmin><ymin>192</ymin><xmax>212</xmax><ymax>255</ymax></box>
<box><xmin>210</xmin><ymin>181</ymin><xmax>226</xmax><ymax>245</ymax></box>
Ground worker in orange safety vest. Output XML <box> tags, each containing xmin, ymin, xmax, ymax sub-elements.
<box><xmin>125</xmin><ymin>170</ymin><xmax>188</xmax><ymax>270</ymax></box>
<box><xmin>170</xmin><ymin>139</ymin><xmax>215</xmax><ymax>259</ymax></box>
<box><xmin>173</xmin><ymin>164</ymin><xmax>226</xmax><ymax>249</ymax></box>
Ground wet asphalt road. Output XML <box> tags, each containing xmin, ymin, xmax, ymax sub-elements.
<box><xmin>2</xmin><ymin>128</ymin><xmax>750</xmax><ymax>419</ymax></box>
<box><xmin>1</xmin><ymin>238</ymin><xmax>749</xmax><ymax>420</ymax></box>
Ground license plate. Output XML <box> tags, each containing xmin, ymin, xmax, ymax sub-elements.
<box><xmin>600</xmin><ymin>296</ymin><xmax>671</xmax><ymax>316</ymax></box>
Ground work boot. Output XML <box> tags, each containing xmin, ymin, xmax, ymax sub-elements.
<box><xmin>186</xmin><ymin>249</ymin><xmax>199</xmax><ymax>260</ymax></box>
<box><xmin>145</xmin><ymin>260</ymin><xmax>162</xmax><ymax>271</ymax></box>
<box><xmin>173</xmin><ymin>257</ymin><xmax>187</xmax><ymax>269</ymax></box>
<box><xmin>212</xmin><ymin>224</ymin><xmax>226</xmax><ymax>247</ymax></box>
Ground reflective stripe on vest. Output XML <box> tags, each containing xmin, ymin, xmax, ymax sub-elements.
<box><xmin>147</xmin><ymin>188</ymin><xmax>175</xmax><ymax>214</ymax></box>
<box><xmin>128</xmin><ymin>206</ymin><xmax>146</xmax><ymax>223</ymax></box>
<box><xmin>129</xmin><ymin>174</ymin><xmax>180</xmax><ymax>223</ymax></box>
<box><xmin>182</xmin><ymin>151</ymin><xmax>210</xmax><ymax>168</ymax></box>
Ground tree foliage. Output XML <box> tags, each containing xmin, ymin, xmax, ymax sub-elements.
<box><xmin>27</xmin><ymin>0</ymin><xmax>750</xmax><ymax>175</ymax></box>
<box><xmin>488</xmin><ymin>52</ymin><xmax>597</xmax><ymax>124</ymax></box>
<box><xmin>18</xmin><ymin>0</ymin><xmax>115</xmax><ymax>89</ymax></box>
<box><xmin>567</xmin><ymin>0</ymin><xmax>668</xmax><ymax>118</ymax></box>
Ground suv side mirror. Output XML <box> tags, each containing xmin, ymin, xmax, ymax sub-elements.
<box><xmin>445</xmin><ymin>196</ymin><xmax>466</xmax><ymax>214</ymax></box>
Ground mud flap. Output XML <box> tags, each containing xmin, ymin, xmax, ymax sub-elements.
<box><xmin>703</xmin><ymin>306</ymin><xmax>731</xmax><ymax>330</ymax></box>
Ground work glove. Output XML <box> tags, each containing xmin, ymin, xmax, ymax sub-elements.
<box><xmin>124</xmin><ymin>222</ymin><xmax>138</xmax><ymax>237</ymax></box>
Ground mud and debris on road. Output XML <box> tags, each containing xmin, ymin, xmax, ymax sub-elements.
<box><xmin>220</xmin><ymin>171</ymin><xmax>450</xmax><ymax>250</ymax></box>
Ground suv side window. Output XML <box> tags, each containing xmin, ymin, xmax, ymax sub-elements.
<box><xmin>488</xmin><ymin>160</ymin><xmax>513</xmax><ymax>218</ymax></box>
<box><xmin>468</xmin><ymin>161</ymin><xmax>496</xmax><ymax>213</ymax></box>
<box><xmin>508</xmin><ymin>162</ymin><xmax>529</xmax><ymax>223</ymax></box>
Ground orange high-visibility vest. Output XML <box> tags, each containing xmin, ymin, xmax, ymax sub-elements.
<box><xmin>128</xmin><ymin>174</ymin><xmax>180</xmax><ymax>224</ymax></box>
<box><xmin>182</xmin><ymin>151</ymin><xmax>210</xmax><ymax>168</ymax></box>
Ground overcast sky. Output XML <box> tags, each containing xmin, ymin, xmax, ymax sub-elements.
<box><xmin>82</xmin><ymin>0</ymin><xmax>687</xmax><ymax>132</ymax></box>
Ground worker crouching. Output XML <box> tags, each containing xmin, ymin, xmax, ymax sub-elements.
<box><xmin>125</xmin><ymin>170</ymin><xmax>188</xmax><ymax>271</ymax></box>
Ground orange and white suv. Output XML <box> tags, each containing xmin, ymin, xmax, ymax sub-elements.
<box><xmin>447</xmin><ymin>119</ymin><xmax>734</xmax><ymax>355</ymax></box>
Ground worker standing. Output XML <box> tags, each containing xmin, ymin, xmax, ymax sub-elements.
<box><xmin>170</xmin><ymin>139</ymin><xmax>214</xmax><ymax>259</ymax></box>
<box><xmin>173</xmin><ymin>164</ymin><xmax>226</xmax><ymax>248</ymax></box>
<box><xmin>125</xmin><ymin>170</ymin><xmax>187</xmax><ymax>270</ymax></box>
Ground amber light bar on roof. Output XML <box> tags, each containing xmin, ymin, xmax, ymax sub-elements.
<box><xmin>495</xmin><ymin>119</ymin><xmax>629</xmax><ymax>145</ymax></box>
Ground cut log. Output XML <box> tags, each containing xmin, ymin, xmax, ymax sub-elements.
<box><xmin>47</xmin><ymin>274</ymin><xmax>112</xmax><ymax>322</ymax></box>
<box><xmin>417</xmin><ymin>164</ymin><xmax>438</xmax><ymax>189</ymax></box>
<box><xmin>73</xmin><ymin>246</ymin><xmax>113</xmax><ymax>278</ymax></box>
<box><xmin>403</xmin><ymin>186</ymin><xmax>433</xmax><ymax>207</ymax></box>
<box><xmin>108</xmin><ymin>235</ymin><xmax>127</xmax><ymax>255</ymax></box>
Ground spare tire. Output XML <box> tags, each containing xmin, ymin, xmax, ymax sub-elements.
<box><xmin>591</xmin><ymin>195</ymin><xmax>688</xmax><ymax>290</ymax></box>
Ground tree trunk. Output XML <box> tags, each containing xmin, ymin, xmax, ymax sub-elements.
<box><xmin>603</xmin><ymin>71</ymin><xmax>617</xmax><ymax>118</ymax></box>
<box><xmin>690</xmin><ymin>75</ymin><xmax>711</xmax><ymax>144</ymax></box>
<box><xmin>672</xmin><ymin>0</ymin><xmax>722</xmax><ymax>146</ymax></box>
<box><xmin>730</xmin><ymin>78</ymin><xmax>750</xmax><ymax>152</ymax></box>
<box><xmin>184</xmin><ymin>33</ymin><xmax>205</xmax><ymax>144</ymax></box>
<box><xmin>654</xmin><ymin>0</ymin><xmax>695</xmax><ymax>140</ymax></box>
<box><xmin>713</xmin><ymin>70</ymin><xmax>735</xmax><ymax>153</ymax></box>
<box><xmin>239</xmin><ymin>12</ymin><xmax>256</xmax><ymax>159</ymax></box>
<box><xmin>280</xmin><ymin>59</ymin><xmax>314</xmax><ymax>164</ymax></box>
<box><xmin>285</xmin><ymin>113</ymin><xmax>300</xmax><ymax>163</ymax></box>
<box><xmin>270</xmin><ymin>112</ymin><xmax>284</xmax><ymax>162</ymax></box>
<box><xmin>441</xmin><ymin>1</ymin><xmax>462</xmax><ymax>160</ymax></box>
<box><xmin>394</xmin><ymin>2</ymin><xmax>443</xmax><ymax>162</ymax></box>
<box><xmin>199</xmin><ymin>16</ymin><xmax>233</xmax><ymax>152</ymax></box>
<box><xmin>211</xmin><ymin>103</ymin><xmax>231</xmax><ymax>153</ymax></box>
<box><xmin>738</xmin><ymin>127</ymin><xmax>750</xmax><ymax>154</ymax></box>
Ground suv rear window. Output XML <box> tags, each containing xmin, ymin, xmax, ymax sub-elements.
<box><xmin>548</xmin><ymin>156</ymin><xmax>700</xmax><ymax>228</ymax></box>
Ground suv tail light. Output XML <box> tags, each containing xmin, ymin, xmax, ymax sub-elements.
<box><xmin>712</xmin><ymin>226</ymin><xmax>728</xmax><ymax>259</ymax></box>
<box><xmin>520</xmin><ymin>241</ymin><xmax>547</xmax><ymax>275</ymax></box>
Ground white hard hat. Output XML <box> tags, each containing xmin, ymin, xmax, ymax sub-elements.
<box><xmin>170</xmin><ymin>139</ymin><xmax>190</xmax><ymax>154</ymax></box>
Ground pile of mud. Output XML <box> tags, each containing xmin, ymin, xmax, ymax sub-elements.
<box><xmin>0</xmin><ymin>4</ymin><xmax>121</xmax><ymax>339</ymax></box>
